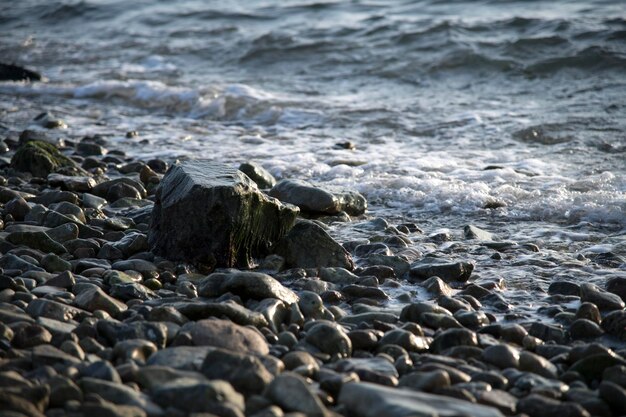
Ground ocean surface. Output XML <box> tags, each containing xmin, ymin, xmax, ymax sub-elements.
<box><xmin>1</xmin><ymin>0</ymin><xmax>625</xmax><ymax>317</ymax></box>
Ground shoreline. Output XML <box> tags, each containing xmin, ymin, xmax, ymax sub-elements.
<box><xmin>0</xmin><ymin>117</ymin><xmax>626</xmax><ymax>417</ymax></box>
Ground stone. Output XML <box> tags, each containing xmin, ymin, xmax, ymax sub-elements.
<box><xmin>599</xmin><ymin>381</ymin><xmax>626</xmax><ymax>416</ymax></box>
<box><xmin>112</xmin><ymin>339</ymin><xmax>158</xmax><ymax>364</ymax></box>
<box><xmin>409</xmin><ymin>259</ymin><xmax>474</xmax><ymax>283</ymax></box>
<box><xmin>81</xmin><ymin>361</ymin><xmax>121</xmax><ymax>383</ymax></box>
<box><xmin>239</xmin><ymin>161</ymin><xmax>276</xmax><ymax>189</ymax></box>
<box><xmin>134</xmin><ymin>366</ymin><xmax>205</xmax><ymax>390</ymax></box>
<box><xmin>12</xmin><ymin>323</ymin><xmax>52</xmax><ymax>348</ymax></box>
<box><xmin>146</xmin><ymin>346</ymin><xmax>213</xmax><ymax>370</ymax></box>
<box><xmin>26</xmin><ymin>298</ymin><xmax>87</xmax><ymax>321</ymax></box>
<box><xmin>49</xmin><ymin>375</ymin><xmax>83</xmax><ymax>407</ymax></box>
<box><xmin>109</xmin><ymin>283</ymin><xmax>156</xmax><ymax>301</ymax></box>
<box><xmin>430</xmin><ymin>328</ymin><xmax>478</xmax><ymax>354</ymax></box>
<box><xmin>198</xmin><ymin>271</ymin><xmax>298</xmax><ymax>304</ymax></box>
<box><xmin>47</xmin><ymin>173</ymin><xmax>96</xmax><ymax>192</ymax></box>
<box><xmin>93</xmin><ymin>178</ymin><xmax>146</xmax><ymax>201</ymax></box>
<box><xmin>570</xmin><ymin>319</ymin><xmax>604</xmax><ymax>339</ymax></box>
<box><xmin>379</xmin><ymin>329</ymin><xmax>429</xmax><ymax>352</ymax></box>
<box><xmin>569</xmin><ymin>353</ymin><xmax>626</xmax><ymax>383</ymax></box>
<box><xmin>606</xmin><ymin>276</ymin><xmax>626</xmax><ymax>301</ymax></box>
<box><xmin>265</xmin><ymin>372</ymin><xmax>329</xmax><ymax>417</ymax></box>
<box><xmin>6</xmin><ymin>231</ymin><xmax>67</xmax><ymax>254</ymax></box>
<box><xmin>150</xmin><ymin>378</ymin><xmax>244</xmax><ymax>415</ymax></box>
<box><xmin>97</xmin><ymin>321</ymin><xmax>168</xmax><ymax>349</ymax></box>
<box><xmin>333</xmin><ymin>356</ymin><xmax>399</xmax><ymax>383</ymax></box>
<box><xmin>177</xmin><ymin>300</ymin><xmax>268</xmax><ymax>327</ymax></box>
<box><xmin>600</xmin><ymin>310</ymin><xmax>626</xmax><ymax>339</ymax></box>
<box><xmin>74</xmin><ymin>286</ymin><xmax>128</xmax><ymax>316</ymax></box>
<box><xmin>420</xmin><ymin>276</ymin><xmax>452</xmax><ymax>296</ymax></box>
<box><xmin>338</xmin><ymin>382</ymin><xmax>505</xmax><ymax>417</ymax></box>
<box><xmin>149</xmin><ymin>160</ymin><xmax>298</xmax><ymax>268</ymax></box>
<box><xmin>273</xmin><ymin>220</ymin><xmax>354</xmax><ymax>270</ymax></box>
<box><xmin>517</xmin><ymin>394</ymin><xmax>590</xmax><ymax>417</ymax></box>
<box><xmin>11</xmin><ymin>140</ymin><xmax>80</xmax><ymax>178</ymax></box>
<box><xmin>0</xmin><ymin>390</ymin><xmax>47</xmax><ymax>417</ymax></box>
<box><xmin>548</xmin><ymin>281</ymin><xmax>581</xmax><ymax>296</ymax></box>
<box><xmin>41</xmin><ymin>254</ymin><xmax>72</xmax><ymax>274</ymax></box>
<box><xmin>269</xmin><ymin>179</ymin><xmax>340</xmax><ymax>214</ymax></box>
<box><xmin>336</xmin><ymin>190</ymin><xmax>367</xmax><ymax>216</ymax></box>
<box><xmin>580</xmin><ymin>283</ymin><xmax>625</xmax><ymax>310</ymax></box>
<box><xmin>182</xmin><ymin>318</ymin><xmax>269</xmax><ymax>355</ymax></box>
<box><xmin>304</xmin><ymin>322</ymin><xmax>352</xmax><ymax>358</ymax></box>
<box><xmin>519</xmin><ymin>351</ymin><xmax>558</xmax><ymax>379</ymax></box>
<box><xmin>201</xmin><ymin>348</ymin><xmax>273</xmax><ymax>396</ymax></box>
<box><xmin>5</xmin><ymin>196</ymin><xmax>30</xmax><ymax>221</ymax></box>
<box><xmin>399</xmin><ymin>370</ymin><xmax>451</xmax><ymax>392</ymax></box>
<box><xmin>481</xmin><ymin>344</ymin><xmax>520</xmax><ymax>369</ymax></box>
<box><xmin>0</xmin><ymin>62</ymin><xmax>42</xmax><ymax>81</ymax></box>
<box><xmin>464</xmin><ymin>225</ymin><xmax>496</xmax><ymax>241</ymax></box>
<box><xmin>79</xmin><ymin>377</ymin><xmax>162</xmax><ymax>416</ymax></box>
<box><xmin>298</xmin><ymin>291</ymin><xmax>324</xmax><ymax>319</ymax></box>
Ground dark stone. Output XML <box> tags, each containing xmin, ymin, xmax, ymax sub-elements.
<box><xmin>269</xmin><ymin>179</ymin><xmax>340</xmax><ymax>214</ymax></box>
<box><xmin>273</xmin><ymin>220</ymin><xmax>354</xmax><ymax>270</ymax></box>
<box><xmin>198</xmin><ymin>270</ymin><xmax>298</xmax><ymax>304</ymax></box>
<box><xmin>0</xmin><ymin>62</ymin><xmax>42</xmax><ymax>81</ymax></box>
<box><xmin>238</xmin><ymin>161</ymin><xmax>276</xmax><ymax>189</ymax></box>
<box><xmin>409</xmin><ymin>259</ymin><xmax>474</xmax><ymax>283</ymax></box>
<box><xmin>606</xmin><ymin>276</ymin><xmax>626</xmax><ymax>301</ymax></box>
<box><xmin>149</xmin><ymin>160</ymin><xmax>298</xmax><ymax>268</ymax></box>
<box><xmin>201</xmin><ymin>348</ymin><xmax>273</xmax><ymax>396</ymax></box>
<box><xmin>11</xmin><ymin>140</ymin><xmax>80</xmax><ymax>178</ymax></box>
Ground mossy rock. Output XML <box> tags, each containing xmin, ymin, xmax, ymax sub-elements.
<box><xmin>11</xmin><ymin>140</ymin><xmax>79</xmax><ymax>178</ymax></box>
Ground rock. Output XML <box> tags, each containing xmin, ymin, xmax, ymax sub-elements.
<box><xmin>517</xmin><ymin>394</ymin><xmax>590</xmax><ymax>417</ymax></box>
<box><xmin>12</xmin><ymin>323</ymin><xmax>52</xmax><ymax>348</ymax></box>
<box><xmin>298</xmin><ymin>291</ymin><xmax>324</xmax><ymax>318</ymax></box>
<box><xmin>6</xmin><ymin>231</ymin><xmax>67</xmax><ymax>254</ymax></box>
<box><xmin>420</xmin><ymin>276</ymin><xmax>452</xmax><ymax>296</ymax></box>
<box><xmin>481</xmin><ymin>344</ymin><xmax>520</xmax><ymax>369</ymax></box>
<box><xmin>11</xmin><ymin>140</ymin><xmax>80</xmax><ymax>178</ymax></box>
<box><xmin>201</xmin><ymin>348</ymin><xmax>273</xmax><ymax>396</ymax></box>
<box><xmin>599</xmin><ymin>381</ymin><xmax>626</xmax><ymax>416</ymax></box>
<box><xmin>304</xmin><ymin>322</ymin><xmax>352</xmax><ymax>358</ymax></box>
<box><xmin>273</xmin><ymin>220</ymin><xmax>354</xmax><ymax>270</ymax></box>
<box><xmin>149</xmin><ymin>160</ymin><xmax>298</xmax><ymax>268</ymax></box>
<box><xmin>150</xmin><ymin>378</ymin><xmax>244</xmax><ymax>415</ymax></box>
<box><xmin>0</xmin><ymin>62</ymin><xmax>42</xmax><ymax>81</ymax></box>
<box><xmin>109</xmin><ymin>283</ymin><xmax>157</xmax><ymax>301</ymax></box>
<box><xmin>580</xmin><ymin>283</ymin><xmax>625</xmax><ymax>310</ymax></box>
<box><xmin>48</xmin><ymin>375</ymin><xmax>83</xmax><ymax>407</ymax></box>
<box><xmin>409</xmin><ymin>259</ymin><xmax>474</xmax><ymax>283</ymax></box>
<box><xmin>379</xmin><ymin>329</ymin><xmax>429</xmax><ymax>352</ymax></box>
<box><xmin>93</xmin><ymin>178</ymin><xmax>146</xmax><ymax>201</ymax></box>
<box><xmin>265</xmin><ymin>372</ymin><xmax>329</xmax><ymax>417</ymax></box>
<box><xmin>603</xmin><ymin>365</ymin><xmax>626</xmax><ymax>387</ymax></box>
<box><xmin>600</xmin><ymin>310</ymin><xmax>626</xmax><ymax>339</ymax></box>
<box><xmin>606</xmin><ymin>276</ymin><xmax>626</xmax><ymax>301</ymax></box>
<box><xmin>464</xmin><ymin>225</ymin><xmax>496</xmax><ymax>241</ymax></box>
<box><xmin>177</xmin><ymin>300</ymin><xmax>268</xmax><ymax>327</ymax></box>
<box><xmin>112</xmin><ymin>339</ymin><xmax>158</xmax><ymax>364</ymax></box>
<box><xmin>98</xmin><ymin>321</ymin><xmax>168</xmax><ymax>349</ymax></box>
<box><xmin>519</xmin><ymin>351</ymin><xmax>558</xmax><ymax>379</ymax></box>
<box><xmin>336</xmin><ymin>190</ymin><xmax>367</xmax><ymax>216</ymax></box>
<box><xmin>338</xmin><ymin>381</ymin><xmax>505</xmax><ymax>417</ymax></box>
<box><xmin>146</xmin><ymin>346</ymin><xmax>213</xmax><ymax>371</ymax></box>
<box><xmin>239</xmin><ymin>161</ymin><xmax>276</xmax><ymax>189</ymax></box>
<box><xmin>430</xmin><ymin>328</ymin><xmax>478</xmax><ymax>354</ymax></box>
<box><xmin>81</xmin><ymin>360</ymin><xmax>121</xmax><ymax>383</ymax></box>
<box><xmin>0</xmin><ymin>390</ymin><xmax>46</xmax><ymax>417</ymax></box>
<box><xmin>569</xmin><ymin>353</ymin><xmax>626</xmax><ymax>383</ymax></box>
<box><xmin>529</xmin><ymin>322</ymin><xmax>566</xmax><ymax>344</ymax></box>
<box><xmin>41</xmin><ymin>254</ymin><xmax>72</xmax><ymax>273</ymax></box>
<box><xmin>548</xmin><ymin>281</ymin><xmax>581</xmax><ymax>296</ymax></box>
<box><xmin>198</xmin><ymin>271</ymin><xmax>298</xmax><ymax>304</ymax></box>
<box><xmin>570</xmin><ymin>319</ymin><xmax>604</xmax><ymax>339</ymax></box>
<box><xmin>333</xmin><ymin>356</ymin><xmax>399</xmax><ymax>383</ymax></box>
<box><xmin>26</xmin><ymin>298</ymin><xmax>87</xmax><ymax>321</ymax></box>
<box><xmin>81</xmin><ymin>401</ymin><xmax>147</xmax><ymax>417</ymax></box>
<box><xmin>400</xmin><ymin>370</ymin><xmax>451</xmax><ymax>392</ymax></box>
<box><xmin>4</xmin><ymin>196</ymin><xmax>30</xmax><ymax>221</ymax></box>
<box><xmin>575</xmin><ymin>302</ymin><xmax>601</xmax><ymax>324</ymax></box>
<box><xmin>74</xmin><ymin>286</ymin><xmax>128</xmax><ymax>316</ymax></box>
<box><xmin>80</xmin><ymin>377</ymin><xmax>162</xmax><ymax>416</ymax></box>
<box><xmin>47</xmin><ymin>173</ymin><xmax>96</xmax><ymax>192</ymax></box>
<box><xmin>182</xmin><ymin>318</ymin><xmax>269</xmax><ymax>355</ymax></box>
<box><xmin>269</xmin><ymin>179</ymin><xmax>340</xmax><ymax>214</ymax></box>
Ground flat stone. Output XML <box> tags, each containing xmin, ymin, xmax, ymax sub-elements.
<box><xmin>149</xmin><ymin>160</ymin><xmax>298</xmax><ymax>268</ymax></box>
<box><xmin>74</xmin><ymin>286</ymin><xmax>128</xmax><ymax>316</ymax></box>
<box><xmin>26</xmin><ymin>298</ymin><xmax>88</xmax><ymax>322</ymax></box>
<box><xmin>409</xmin><ymin>259</ymin><xmax>474</xmax><ymax>283</ymax></box>
<box><xmin>79</xmin><ymin>377</ymin><xmax>162</xmax><ymax>416</ymax></box>
<box><xmin>198</xmin><ymin>270</ymin><xmax>298</xmax><ymax>304</ymax></box>
<box><xmin>147</xmin><ymin>346</ymin><xmax>213</xmax><ymax>371</ymax></box>
<box><xmin>269</xmin><ymin>179</ymin><xmax>341</xmax><ymax>214</ymax></box>
<box><xmin>339</xmin><ymin>382</ymin><xmax>505</xmax><ymax>417</ymax></box>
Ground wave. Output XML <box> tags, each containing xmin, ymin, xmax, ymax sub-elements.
<box><xmin>0</xmin><ymin>80</ymin><xmax>323</xmax><ymax>127</ymax></box>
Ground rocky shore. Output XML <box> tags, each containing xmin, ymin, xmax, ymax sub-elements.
<box><xmin>1</xmin><ymin>117</ymin><xmax>626</xmax><ymax>417</ymax></box>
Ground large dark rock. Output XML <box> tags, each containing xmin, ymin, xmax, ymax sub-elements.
<box><xmin>148</xmin><ymin>160</ymin><xmax>298</xmax><ymax>268</ymax></box>
<box><xmin>273</xmin><ymin>220</ymin><xmax>355</xmax><ymax>270</ymax></box>
<box><xmin>11</xmin><ymin>140</ymin><xmax>81</xmax><ymax>178</ymax></box>
<box><xmin>0</xmin><ymin>62</ymin><xmax>42</xmax><ymax>81</ymax></box>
